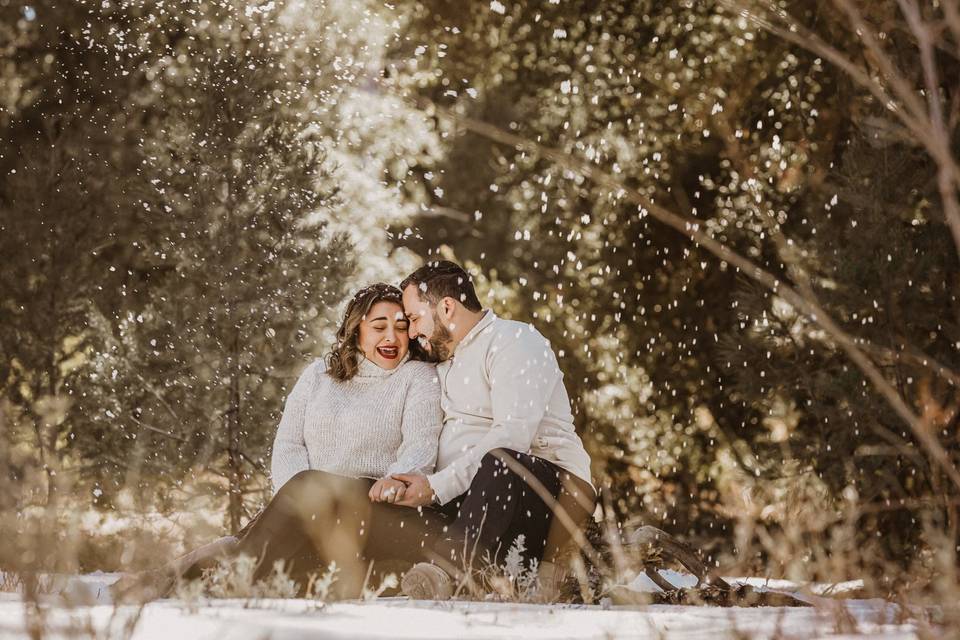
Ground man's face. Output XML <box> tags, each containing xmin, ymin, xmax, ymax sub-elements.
<box><xmin>402</xmin><ymin>284</ymin><xmax>453</xmax><ymax>362</ymax></box>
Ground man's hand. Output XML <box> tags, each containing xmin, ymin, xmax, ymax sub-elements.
<box><xmin>368</xmin><ymin>477</ymin><xmax>406</xmax><ymax>504</ymax></box>
<box><xmin>391</xmin><ymin>473</ymin><xmax>436</xmax><ymax>508</ymax></box>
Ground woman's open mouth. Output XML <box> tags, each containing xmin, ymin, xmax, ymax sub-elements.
<box><xmin>377</xmin><ymin>346</ymin><xmax>399</xmax><ymax>360</ymax></box>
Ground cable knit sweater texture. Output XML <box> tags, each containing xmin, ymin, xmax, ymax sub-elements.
<box><xmin>269</xmin><ymin>355</ymin><xmax>442</xmax><ymax>493</ymax></box>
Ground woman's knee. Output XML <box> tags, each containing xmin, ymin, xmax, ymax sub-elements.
<box><xmin>288</xmin><ymin>468</ymin><xmax>338</xmax><ymax>487</ymax></box>
<box><xmin>277</xmin><ymin>470</ymin><xmax>333</xmax><ymax>504</ymax></box>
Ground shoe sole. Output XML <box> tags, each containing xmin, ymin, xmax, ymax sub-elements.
<box><xmin>400</xmin><ymin>572</ymin><xmax>435</xmax><ymax>600</ymax></box>
<box><xmin>401</xmin><ymin>567</ymin><xmax>454</xmax><ymax>601</ymax></box>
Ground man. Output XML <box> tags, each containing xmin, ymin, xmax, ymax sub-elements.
<box><xmin>391</xmin><ymin>260</ymin><xmax>596</xmax><ymax>601</ymax></box>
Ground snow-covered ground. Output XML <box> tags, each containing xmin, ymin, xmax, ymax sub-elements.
<box><xmin>0</xmin><ymin>572</ymin><xmax>932</xmax><ymax>639</ymax></box>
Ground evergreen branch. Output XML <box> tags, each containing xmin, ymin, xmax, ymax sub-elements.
<box><xmin>717</xmin><ymin>0</ymin><xmax>926</xmax><ymax>135</ymax></box>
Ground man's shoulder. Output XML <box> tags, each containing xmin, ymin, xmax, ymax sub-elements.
<box><xmin>489</xmin><ymin>317</ymin><xmax>553</xmax><ymax>352</ymax></box>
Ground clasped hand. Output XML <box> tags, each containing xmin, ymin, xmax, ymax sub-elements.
<box><xmin>367</xmin><ymin>473</ymin><xmax>435</xmax><ymax>508</ymax></box>
<box><xmin>368</xmin><ymin>476</ymin><xmax>406</xmax><ymax>504</ymax></box>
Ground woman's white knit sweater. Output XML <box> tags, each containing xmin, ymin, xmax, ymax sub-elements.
<box><xmin>269</xmin><ymin>355</ymin><xmax>442</xmax><ymax>493</ymax></box>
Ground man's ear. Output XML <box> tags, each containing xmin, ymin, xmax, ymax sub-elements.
<box><xmin>438</xmin><ymin>296</ymin><xmax>457</xmax><ymax>319</ymax></box>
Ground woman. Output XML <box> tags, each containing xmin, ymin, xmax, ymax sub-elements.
<box><xmin>115</xmin><ymin>283</ymin><xmax>445</xmax><ymax>600</ymax></box>
<box><xmin>269</xmin><ymin>281</ymin><xmax>438</xmax><ymax>501</ymax></box>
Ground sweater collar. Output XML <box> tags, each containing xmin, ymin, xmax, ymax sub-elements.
<box><xmin>454</xmin><ymin>309</ymin><xmax>496</xmax><ymax>354</ymax></box>
<box><xmin>355</xmin><ymin>351</ymin><xmax>410</xmax><ymax>380</ymax></box>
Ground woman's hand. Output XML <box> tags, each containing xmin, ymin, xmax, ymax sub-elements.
<box><xmin>368</xmin><ymin>477</ymin><xmax>407</xmax><ymax>504</ymax></box>
<box><xmin>390</xmin><ymin>473</ymin><xmax>436</xmax><ymax>508</ymax></box>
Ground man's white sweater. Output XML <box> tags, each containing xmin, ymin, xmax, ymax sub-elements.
<box><xmin>270</xmin><ymin>355</ymin><xmax>442</xmax><ymax>493</ymax></box>
<box><xmin>427</xmin><ymin>310</ymin><xmax>593</xmax><ymax>505</ymax></box>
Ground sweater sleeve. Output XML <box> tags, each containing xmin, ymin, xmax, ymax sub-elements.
<box><xmin>427</xmin><ymin>331</ymin><xmax>560</xmax><ymax>505</ymax></box>
<box><xmin>270</xmin><ymin>359</ymin><xmax>323</xmax><ymax>493</ymax></box>
<box><xmin>385</xmin><ymin>364</ymin><xmax>443</xmax><ymax>476</ymax></box>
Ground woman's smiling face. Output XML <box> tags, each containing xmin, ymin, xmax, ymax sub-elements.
<box><xmin>358</xmin><ymin>300</ymin><xmax>410</xmax><ymax>369</ymax></box>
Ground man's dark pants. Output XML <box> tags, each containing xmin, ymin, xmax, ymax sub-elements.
<box><xmin>430</xmin><ymin>448</ymin><xmax>596</xmax><ymax>573</ymax></box>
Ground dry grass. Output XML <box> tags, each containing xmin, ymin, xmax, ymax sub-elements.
<box><xmin>1</xmin><ymin>438</ymin><xmax>955</xmax><ymax>639</ymax></box>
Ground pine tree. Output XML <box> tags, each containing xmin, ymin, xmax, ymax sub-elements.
<box><xmin>0</xmin><ymin>0</ymin><xmax>158</xmax><ymax>500</ymax></box>
<box><xmin>2</xmin><ymin>0</ymin><xmax>435</xmax><ymax>523</ymax></box>
<box><xmin>64</xmin><ymin>1</ymin><xmax>356</xmax><ymax>531</ymax></box>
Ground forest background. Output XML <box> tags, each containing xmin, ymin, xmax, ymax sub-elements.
<box><xmin>2</xmin><ymin>0</ymin><xmax>959</xmax><ymax>607</ymax></box>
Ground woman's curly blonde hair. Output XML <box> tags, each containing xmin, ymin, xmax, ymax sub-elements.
<box><xmin>325</xmin><ymin>283</ymin><xmax>405</xmax><ymax>381</ymax></box>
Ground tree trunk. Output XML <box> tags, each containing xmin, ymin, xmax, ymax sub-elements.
<box><xmin>226</xmin><ymin>330</ymin><xmax>244</xmax><ymax>534</ymax></box>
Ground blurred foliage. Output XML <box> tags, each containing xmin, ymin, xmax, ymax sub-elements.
<box><xmin>0</xmin><ymin>0</ymin><xmax>388</xmax><ymax>531</ymax></box>
<box><xmin>387</xmin><ymin>0</ymin><xmax>960</xmax><ymax>577</ymax></box>
<box><xmin>1</xmin><ymin>0</ymin><xmax>959</xmax><ymax>588</ymax></box>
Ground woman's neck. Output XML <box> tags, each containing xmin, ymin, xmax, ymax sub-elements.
<box><xmin>353</xmin><ymin>352</ymin><xmax>410</xmax><ymax>380</ymax></box>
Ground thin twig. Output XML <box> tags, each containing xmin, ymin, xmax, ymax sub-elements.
<box><xmin>130</xmin><ymin>416</ymin><xmax>188</xmax><ymax>443</ymax></box>
<box><xmin>896</xmin><ymin>0</ymin><xmax>960</xmax><ymax>266</ymax></box>
<box><xmin>413</xmin><ymin>96</ymin><xmax>960</xmax><ymax>491</ymax></box>
<box><xmin>725</xmin><ymin>0</ymin><xmax>960</xmax><ymax>261</ymax></box>
<box><xmin>833</xmin><ymin>0</ymin><xmax>928</xmax><ymax>122</ymax></box>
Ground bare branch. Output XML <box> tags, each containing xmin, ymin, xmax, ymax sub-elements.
<box><xmin>720</xmin><ymin>0</ymin><xmax>927</xmax><ymax>137</ymax></box>
<box><xmin>130</xmin><ymin>416</ymin><xmax>187</xmax><ymax>443</ymax></box>
<box><xmin>415</xmin><ymin>97</ymin><xmax>960</xmax><ymax>491</ymax></box>
<box><xmin>897</xmin><ymin>0</ymin><xmax>960</xmax><ymax>266</ymax></box>
<box><xmin>833</xmin><ymin>0</ymin><xmax>928</xmax><ymax>122</ymax></box>
<box><xmin>897</xmin><ymin>0</ymin><xmax>947</xmax><ymax>126</ymax></box>
<box><xmin>944</xmin><ymin>0</ymin><xmax>960</xmax><ymax>54</ymax></box>
<box><xmin>725</xmin><ymin>0</ymin><xmax>960</xmax><ymax>281</ymax></box>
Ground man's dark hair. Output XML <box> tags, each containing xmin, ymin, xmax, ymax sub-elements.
<box><xmin>400</xmin><ymin>260</ymin><xmax>482</xmax><ymax>312</ymax></box>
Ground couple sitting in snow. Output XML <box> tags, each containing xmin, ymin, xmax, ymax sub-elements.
<box><xmin>125</xmin><ymin>260</ymin><xmax>596</xmax><ymax>602</ymax></box>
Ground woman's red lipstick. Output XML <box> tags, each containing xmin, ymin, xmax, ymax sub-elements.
<box><xmin>377</xmin><ymin>346</ymin><xmax>399</xmax><ymax>359</ymax></box>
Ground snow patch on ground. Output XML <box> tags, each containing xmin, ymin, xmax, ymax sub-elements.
<box><xmin>0</xmin><ymin>572</ymin><xmax>929</xmax><ymax>639</ymax></box>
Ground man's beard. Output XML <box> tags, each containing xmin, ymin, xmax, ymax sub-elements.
<box><xmin>421</xmin><ymin>313</ymin><xmax>453</xmax><ymax>363</ymax></box>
